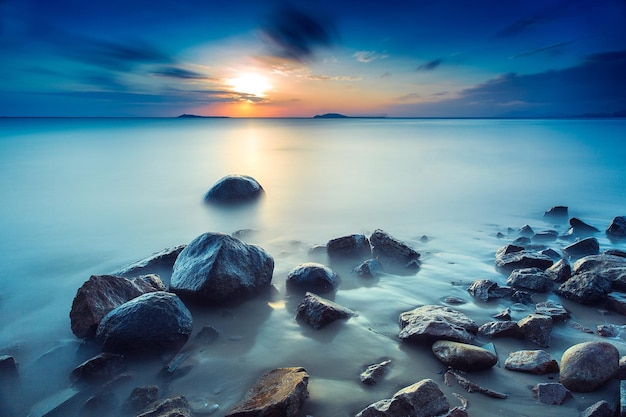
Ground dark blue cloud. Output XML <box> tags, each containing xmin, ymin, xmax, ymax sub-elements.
<box><xmin>151</xmin><ymin>66</ymin><xmax>212</xmax><ymax>80</ymax></box>
<box><xmin>510</xmin><ymin>41</ymin><xmax>572</xmax><ymax>59</ymax></box>
<box><xmin>416</xmin><ymin>59</ymin><xmax>443</xmax><ymax>71</ymax></box>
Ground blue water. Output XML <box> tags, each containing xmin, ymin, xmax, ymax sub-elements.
<box><xmin>1</xmin><ymin>118</ymin><xmax>625</xmax><ymax>416</ymax></box>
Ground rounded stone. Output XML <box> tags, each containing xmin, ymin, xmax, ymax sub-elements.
<box><xmin>559</xmin><ymin>341</ymin><xmax>619</xmax><ymax>392</ymax></box>
<box><xmin>203</xmin><ymin>174</ymin><xmax>264</xmax><ymax>204</ymax></box>
<box><xmin>431</xmin><ymin>340</ymin><xmax>497</xmax><ymax>371</ymax></box>
<box><xmin>286</xmin><ymin>263</ymin><xmax>339</xmax><ymax>293</ymax></box>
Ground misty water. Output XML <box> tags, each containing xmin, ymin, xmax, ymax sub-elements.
<box><xmin>1</xmin><ymin>117</ymin><xmax>626</xmax><ymax>416</ymax></box>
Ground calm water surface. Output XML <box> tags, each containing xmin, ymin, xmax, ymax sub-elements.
<box><xmin>1</xmin><ymin>118</ymin><xmax>626</xmax><ymax>416</ymax></box>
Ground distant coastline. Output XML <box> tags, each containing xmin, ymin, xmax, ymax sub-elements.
<box><xmin>313</xmin><ymin>113</ymin><xmax>387</xmax><ymax>119</ymax></box>
<box><xmin>177</xmin><ymin>114</ymin><xmax>230</xmax><ymax>119</ymax></box>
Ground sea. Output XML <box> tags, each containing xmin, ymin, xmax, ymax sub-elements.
<box><xmin>1</xmin><ymin>117</ymin><xmax>625</xmax><ymax>416</ymax></box>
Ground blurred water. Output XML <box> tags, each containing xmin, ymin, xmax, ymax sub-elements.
<box><xmin>1</xmin><ymin>117</ymin><xmax>626</xmax><ymax>416</ymax></box>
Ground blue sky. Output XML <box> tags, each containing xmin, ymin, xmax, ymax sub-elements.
<box><xmin>1</xmin><ymin>0</ymin><xmax>625</xmax><ymax>117</ymax></box>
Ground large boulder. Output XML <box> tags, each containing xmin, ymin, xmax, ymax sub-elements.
<box><xmin>296</xmin><ymin>292</ymin><xmax>355</xmax><ymax>329</ymax></box>
<box><xmin>170</xmin><ymin>232</ymin><xmax>274</xmax><ymax>303</ymax></box>
<box><xmin>544</xmin><ymin>258</ymin><xmax>571</xmax><ymax>283</ymax></box>
<box><xmin>399</xmin><ymin>305</ymin><xmax>478</xmax><ymax>344</ymax></box>
<box><xmin>504</xmin><ymin>350</ymin><xmax>559</xmax><ymax>374</ymax></box>
<box><xmin>562</xmin><ymin>238</ymin><xmax>600</xmax><ymax>259</ymax></box>
<box><xmin>226</xmin><ymin>367</ymin><xmax>309</xmax><ymax>417</ymax></box>
<box><xmin>566</xmin><ymin>218</ymin><xmax>600</xmax><ymax>238</ymax></box>
<box><xmin>573</xmin><ymin>253</ymin><xmax>626</xmax><ymax>275</ymax></box>
<box><xmin>431</xmin><ymin>340</ymin><xmax>497</xmax><ymax>372</ymax></box>
<box><xmin>555</xmin><ymin>272</ymin><xmax>612</xmax><ymax>304</ymax></box>
<box><xmin>96</xmin><ymin>291</ymin><xmax>193</xmax><ymax>355</ymax></box>
<box><xmin>70</xmin><ymin>274</ymin><xmax>166</xmax><ymax>338</ymax></box>
<box><xmin>326</xmin><ymin>234</ymin><xmax>372</xmax><ymax>259</ymax></box>
<box><xmin>506</xmin><ymin>268</ymin><xmax>552</xmax><ymax>292</ymax></box>
<box><xmin>356</xmin><ymin>379</ymin><xmax>449</xmax><ymax>417</ymax></box>
<box><xmin>544</xmin><ymin>206</ymin><xmax>568</xmax><ymax>220</ymax></box>
<box><xmin>114</xmin><ymin>245</ymin><xmax>186</xmax><ymax>278</ymax></box>
<box><xmin>606</xmin><ymin>216</ymin><xmax>626</xmax><ymax>239</ymax></box>
<box><xmin>534</xmin><ymin>301</ymin><xmax>569</xmax><ymax>321</ymax></box>
<box><xmin>495</xmin><ymin>245</ymin><xmax>553</xmax><ymax>273</ymax></box>
<box><xmin>518</xmin><ymin>314</ymin><xmax>552</xmax><ymax>348</ymax></box>
<box><xmin>370</xmin><ymin>229</ymin><xmax>420</xmax><ymax>269</ymax></box>
<box><xmin>560</xmin><ymin>341</ymin><xmax>619</xmax><ymax>392</ymax></box>
<box><xmin>203</xmin><ymin>174</ymin><xmax>264</xmax><ymax>204</ymax></box>
<box><xmin>286</xmin><ymin>263</ymin><xmax>339</xmax><ymax>293</ymax></box>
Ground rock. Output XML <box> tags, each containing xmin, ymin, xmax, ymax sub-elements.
<box><xmin>81</xmin><ymin>391</ymin><xmax>118</xmax><ymax>417</ymax></box>
<box><xmin>544</xmin><ymin>206</ymin><xmax>568</xmax><ymax>220</ymax></box>
<box><xmin>70</xmin><ymin>274</ymin><xmax>166</xmax><ymax>338</ymax></box>
<box><xmin>444</xmin><ymin>407</ymin><xmax>469</xmax><ymax>417</ymax></box>
<box><xmin>563</xmin><ymin>237</ymin><xmax>600</xmax><ymax>259</ymax></box>
<box><xmin>534</xmin><ymin>301</ymin><xmax>570</xmax><ymax>321</ymax></box>
<box><xmin>493</xmin><ymin>308</ymin><xmax>511</xmax><ymax>320</ymax></box>
<box><xmin>170</xmin><ymin>232</ymin><xmax>274</xmax><ymax>303</ymax></box>
<box><xmin>541</xmin><ymin>248</ymin><xmax>562</xmax><ymax>260</ymax></box>
<box><xmin>533</xmin><ymin>383</ymin><xmax>571</xmax><ymax>405</ymax></box>
<box><xmin>296</xmin><ymin>292</ymin><xmax>355</xmax><ymax>329</ymax></box>
<box><xmin>355</xmin><ymin>379</ymin><xmax>449</xmax><ymax>417</ymax></box>
<box><xmin>203</xmin><ymin>174</ymin><xmax>264</xmax><ymax>204</ymax></box>
<box><xmin>360</xmin><ymin>360</ymin><xmax>392</xmax><ymax>385</ymax></box>
<box><xmin>443</xmin><ymin>296</ymin><xmax>465</xmax><ymax>305</ymax></box>
<box><xmin>495</xmin><ymin>245</ymin><xmax>553</xmax><ymax>273</ymax></box>
<box><xmin>124</xmin><ymin>385</ymin><xmax>159</xmax><ymax>413</ymax></box>
<box><xmin>597</xmin><ymin>324</ymin><xmax>621</xmax><ymax>337</ymax></box>
<box><xmin>606</xmin><ymin>216</ymin><xmax>626</xmax><ymax>239</ymax></box>
<box><xmin>511</xmin><ymin>290</ymin><xmax>533</xmax><ymax>304</ymax></box>
<box><xmin>137</xmin><ymin>396</ymin><xmax>192</xmax><ymax>417</ymax></box>
<box><xmin>27</xmin><ymin>387</ymin><xmax>82</xmax><ymax>417</ymax></box>
<box><xmin>567</xmin><ymin>217</ymin><xmax>600</xmax><ymax>238</ymax></box>
<box><xmin>555</xmin><ymin>272</ymin><xmax>612</xmax><ymax>304</ymax></box>
<box><xmin>115</xmin><ymin>245</ymin><xmax>186</xmax><ymax>278</ymax></box>
<box><xmin>506</xmin><ymin>268</ymin><xmax>552</xmax><ymax>292</ymax></box>
<box><xmin>431</xmin><ymin>340</ymin><xmax>497</xmax><ymax>371</ymax></box>
<box><xmin>96</xmin><ymin>291</ymin><xmax>193</xmax><ymax>355</ymax></box>
<box><xmin>477</xmin><ymin>321</ymin><xmax>521</xmax><ymax>339</ymax></box>
<box><xmin>513</xmin><ymin>236</ymin><xmax>531</xmax><ymax>247</ymax></box>
<box><xmin>573</xmin><ymin>253</ymin><xmax>626</xmax><ymax>275</ymax></box>
<box><xmin>504</xmin><ymin>350</ymin><xmax>559</xmax><ymax>374</ymax></box>
<box><xmin>226</xmin><ymin>367</ymin><xmax>309</xmax><ymax>417</ymax></box>
<box><xmin>399</xmin><ymin>305</ymin><xmax>478</xmax><ymax>344</ymax></box>
<box><xmin>326</xmin><ymin>234</ymin><xmax>371</xmax><ymax>259</ymax></box>
<box><xmin>544</xmin><ymin>258</ymin><xmax>571</xmax><ymax>283</ymax></box>
<box><xmin>560</xmin><ymin>341</ymin><xmax>619</xmax><ymax>392</ymax></box>
<box><xmin>518</xmin><ymin>314</ymin><xmax>552</xmax><ymax>347</ymax></box>
<box><xmin>354</xmin><ymin>259</ymin><xmax>383</xmax><ymax>278</ymax></box>
<box><xmin>581</xmin><ymin>400</ymin><xmax>615</xmax><ymax>417</ymax></box>
<box><xmin>607</xmin><ymin>292</ymin><xmax>626</xmax><ymax>315</ymax></box>
<box><xmin>370</xmin><ymin>229</ymin><xmax>420</xmax><ymax>268</ymax></box>
<box><xmin>69</xmin><ymin>352</ymin><xmax>125</xmax><ymax>384</ymax></box>
<box><xmin>0</xmin><ymin>355</ymin><xmax>18</xmax><ymax>379</ymax></box>
<box><xmin>467</xmin><ymin>279</ymin><xmax>513</xmax><ymax>301</ymax></box>
<box><xmin>532</xmin><ymin>230</ymin><xmax>558</xmax><ymax>242</ymax></box>
<box><xmin>195</xmin><ymin>326</ymin><xmax>220</xmax><ymax>344</ymax></box>
<box><xmin>286</xmin><ymin>263</ymin><xmax>339</xmax><ymax>293</ymax></box>
<box><xmin>610</xmin><ymin>269</ymin><xmax>626</xmax><ymax>291</ymax></box>
<box><xmin>519</xmin><ymin>225</ymin><xmax>535</xmax><ymax>237</ymax></box>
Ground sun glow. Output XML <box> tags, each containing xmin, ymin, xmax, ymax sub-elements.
<box><xmin>228</xmin><ymin>73</ymin><xmax>272</xmax><ymax>97</ymax></box>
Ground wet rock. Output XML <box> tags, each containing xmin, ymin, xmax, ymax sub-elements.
<box><xmin>581</xmin><ymin>400</ymin><xmax>615</xmax><ymax>417</ymax></box>
<box><xmin>560</xmin><ymin>341</ymin><xmax>619</xmax><ymax>392</ymax></box>
<box><xmin>443</xmin><ymin>296</ymin><xmax>465</xmax><ymax>305</ymax></box>
<box><xmin>354</xmin><ymin>259</ymin><xmax>383</xmax><ymax>278</ymax></box>
<box><xmin>444</xmin><ymin>407</ymin><xmax>469</xmax><ymax>417</ymax></box>
<box><xmin>226</xmin><ymin>367</ymin><xmax>309</xmax><ymax>417</ymax></box>
<box><xmin>511</xmin><ymin>290</ymin><xmax>533</xmax><ymax>304</ymax></box>
<box><xmin>370</xmin><ymin>229</ymin><xmax>420</xmax><ymax>268</ymax></box>
<box><xmin>360</xmin><ymin>360</ymin><xmax>392</xmax><ymax>385</ymax></box>
<box><xmin>286</xmin><ymin>263</ymin><xmax>339</xmax><ymax>293</ymax></box>
<box><xmin>467</xmin><ymin>279</ymin><xmax>513</xmax><ymax>301</ymax></box>
<box><xmin>532</xmin><ymin>230</ymin><xmax>558</xmax><ymax>242</ymax></box>
<box><xmin>296</xmin><ymin>292</ymin><xmax>355</xmax><ymax>329</ymax></box>
<box><xmin>519</xmin><ymin>225</ymin><xmax>534</xmax><ymax>237</ymax></box>
<box><xmin>534</xmin><ymin>301</ymin><xmax>570</xmax><ymax>321</ymax></box>
<box><xmin>555</xmin><ymin>272</ymin><xmax>612</xmax><ymax>304</ymax></box>
<box><xmin>513</xmin><ymin>236</ymin><xmax>531</xmax><ymax>247</ymax></box>
<box><xmin>573</xmin><ymin>253</ymin><xmax>626</xmax><ymax>275</ymax></box>
<box><xmin>0</xmin><ymin>355</ymin><xmax>18</xmax><ymax>379</ymax></box>
<box><xmin>431</xmin><ymin>340</ymin><xmax>497</xmax><ymax>372</ymax></box>
<box><xmin>81</xmin><ymin>391</ymin><xmax>118</xmax><ymax>417</ymax></box>
<box><xmin>477</xmin><ymin>321</ymin><xmax>521</xmax><ymax>339</ymax></box>
<box><xmin>495</xmin><ymin>245</ymin><xmax>553</xmax><ymax>273</ymax></box>
<box><xmin>566</xmin><ymin>217</ymin><xmax>600</xmax><ymax>238</ymax></box>
<box><xmin>137</xmin><ymin>396</ymin><xmax>192</xmax><ymax>417</ymax></box>
<box><xmin>399</xmin><ymin>305</ymin><xmax>478</xmax><ymax>344</ymax></box>
<box><xmin>203</xmin><ymin>174</ymin><xmax>264</xmax><ymax>204</ymax></box>
<box><xmin>327</xmin><ymin>234</ymin><xmax>371</xmax><ymax>259</ymax></box>
<box><xmin>504</xmin><ymin>350</ymin><xmax>559</xmax><ymax>374</ymax></box>
<box><xmin>540</xmin><ymin>248</ymin><xmax>561</xmax><ymax>260</ymax></box>
<box><xmin>606</xmin><ymin>216</ymin><xmax>626</xmax><ymax>239</ymax></box>
<box><xmin>506</xmin><ymin>268</ymin><xmax>552</xmax><ymax>292</ymax></box>
<box><xmin>170</xmin><ymin>232</ymin><xmax>274</xmax><ymax>303</ymax></box>
<box><xmin>563</xmin><ymin>237</ymin><xmax>600</xmax><ymax>259</ymax></box>
<box><xmin>96</xmin><ymin>291</ymin><xmax>192</xmax><ymax>355</ymax></box>
<box><xmin>607</xmin><ymin>292</ymin><xmax>626</xmax><ymax>315</ymax></box>
<box><xmin>355</xmin><ymin>379</ymin><xmax>449</xmax><ymax>417</ymax></box>
<box><xmin>544</xmin><ymin>206</ymin><xmax>568</xmax><ymax>220</ymax></box>
<box><xmin>597</xmin><ymin>324</ymin><xmax>621</xmax><ymax>338</ymax></box>
<box><xmin>544</xmin><ymin>258</ymin><xmax>571</xmax><ymax>283</ymax></box>
<box><xmin>123</xmin><ymin>385</ymin><xmax>159</xmax><ymax>413</ymax></box>
<box><xmin>533</xmin><ymin>383</ymin><xmax>571</xmax><ymax>405</ymax></box>
<box><xmin>610</xmin><ymin>269</ymin><xmax>626</xmax><ymax>291</ymax></box>
<box><xmin>518</xmin><ymin>314</ymin><xmax>552</xmax><ymax>347</ymax></box>
<box><xmin>493</xmin><ymin>308</ymin><xmax>511</xmax><ymax>320</ymax></box>
<box><xmin>70</xmin><ymin>274</ymin><xmax>166</xmax><ymax>338</ymax></box>
<box><xmin>195</xmin><ymin>326</ymin><xmax>220</xmax><ymax>344</ymax></box>
<box><xmin>69</xmin><ymin>352</ymin><xmax>125</xmax><ymax>384</ymax></box>
<box><xmin>115</xmin><ymin>245</ymin><xmax>186</xmax><ymax>278</ymax></box>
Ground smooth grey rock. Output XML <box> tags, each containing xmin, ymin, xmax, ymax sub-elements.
<box><xmin>296</xmin><ymin>292</ymin><xmax>355</xmax><ymax>329</ymax></box>
<box><xmin>506</xmin><ymin>267</ymin><xmax>552</xmax><ymax>292</ymax></box>
<box><xmin>69</xmin><ymin>352</ymin><xmax>125</xmax><ymax>384</ymax></box>
<box><xmin>467</xmin><ymin>279</ymin><xmax>513</xmax><ymax>301</ymax></box>
<box><xmin>533</xmin><ymin>383</ymin><xmax>571</xmax><ymax>405</ymax></box>
<box><xmin>560</xmin><ymin>341</ymin><xmax>619</xmax><ymax>392</ymax></box>
<box><xmin>544</xmin><ymin>206</ymin><xmax>568</xmax><ymax>220</ymax></box>
<box><xmin>581</xmin><ymin>400</ymin><xmax>615</xmax><ymax>417</ymax></box>
<box><xmin>534</xmin><ymin>301</ymin><xmax>570</xmax><ymax>321</ymax></box>
<box><xmin>532</xmin><ymin>230</ymin><xmax>558</xmax><ymax>242</ymax></box>
<box><xmin>563</xmin><ymin>237</ymin><xmax>600</xmax><ymax>259</ymax></box>
<box><xmin>493</xmin><ymin>308</ymin><xmax>511</xmax><ymax>320</ymax></box>
<box><xmin>607</xmin><ymin>216</ymin><xmax>626</xmax><ymax>239</ymax></box>
<box><xmin>171</xmin><ymin>232</ymin><xmax>274</xmax><ymax>303</ymax></box>
<box><xmin>519</xmin><ymin>225</ymin><xmax>535</xmax><ymax>237</ymax></box>
<box><xmin>541</xmin><ymin>248</ymin><xmax>562</xmax><ymax>260</ymax></box>
<box><xmin>431</xmin><ymin>340</ymin><xmax>497</xmax><ymax>371</ymax></box>
<box><xmin>360</xmin><ymin>360</ymin><xmax>392</xmax><ymax>385</ymax></box>
<box><xmin>399</xmin><ymin>305</ymin><xmax>477</xmax><ymax>344</ymax></box>
<box><xmin>567</xmin><ymin>217</ymin><xmax>600</xmax><ymax>238</ymax></box>
<box><xmin>115</xmin><ymin>245</ymin><xmax>185</xmax><ymax>278</ymax></box>
<box><xmin>495</xmin><ymin>245</ymin><xmax>553</xmax><ymax>273</ymax></box>
<box><xmin>327</xmin><ymin>234</ymin><xmax>371</xmax><ymax>259</ymax></box>
<box><xmin>573</xmin><ymin>253</ymin><xmax>626</xmax><ymax>275</ymax></box>
<box><xmin>355</xmin><ymin>379</ymin><xmax>449</xmax><ymax>417</ymax></box>
<box><xmin>354</xmin><ymin>259</ymin><xmax>383</xmax><ymax>278</ymax></box>
<box><xmin>504</xmin><ymin>350</ymin><xmax>559</xmax><ymax>374</ymax></box>
<box><xmin>226</xmin><ymin>367</ymin><xmax>309</xmax><ymax>417</ymax></box>
<box><xmin>544</xmin><ymin>258</ymin><xmax>571</xmax><ymax>283</ymax></box>
<box><xmin>370</xmin><ymin>229</ymin><xmax>420</xmax><ymax>268</ymax></box>
<box><xmin>203</xmin><ymin>174</ymin><xmax>264</xmax><ymax>204</ymax></box>
<box><xmin>555</xmin><ymin>272</ymin><xmax>612</xmax><ymax>304</ymax></box>
<box><xmin>96</xmin><ymin>292</ymin><xmax>192</xmax><ymax>355</ymax></box>
<box><xmin>286</xmin><ymin>263</ymin><xmax>339</xmax><ymax>293</ymax></box>
<box><xmin>607</xmin><ymin>292</ymin><xmax>626</xmax><ymax>316</ymax></box>
<box><xmin>136</xmin><ymin>396</ymin><xmax>192</xmax><ymax>417</ymax></box>
<box><xmin>477</xmin><ymin>321</ymin><xmax>521</xmax><ymax>339</ymax></box>
<box><xmin>518</xmin><ymin>314</ymin><xmax>552</xmax><ymax>347</ymax></box>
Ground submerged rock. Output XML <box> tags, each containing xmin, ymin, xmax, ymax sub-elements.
<box><xmin>467</xmin><ymin>279</ymin><xmax>513</xmax><ymax>301</ymax></box>
<box><xmin>356</xmin><ymin>379</ymin><xmax>449</xmax><ymax>417</ymax></box>
<box><xmin>607</xmin><ymin>292</ymin><xmax>626</xmax><ymax>315</ymax></box>
<box><xmin>354</xmin><ymin>259</ymin><xmax>383</xmax><ymax>278</ymax></box>
<box><xmin>96</xmin><ymin>291</ymin><xmax>193</xmax><ymax>355</ymax></box>
<box><xmin>606</xmin><ymin>216</ymin><xmax>626</xmax><ymax>239</ymax></box>
<box><xmin>69</xmin><ymin>352</ymin><xmax>125</xmax><ymax>384</ymax></box>
<box><xmin>431</xmin><ymin>340</ymin><xmax>497</xmax><ymax>371</ymax></box>
<box><xmin>563</xmin><ymin>237</ymin><xmax>600</xmax><ymax>259</ymax></box>
<box><xmin>136</xmin><ymin>396</ymin><xmax>192</xmax><ymax>417</ymax></box>
<box><xmin>286</xmin><ymin>263</ymin><xmax>339</xmax><ymax>293</ymax></box>
<box><xmin>544</xmin><ymin>206</ymin><xmax>568</xmax><ymax>220</ymax></box>
<box><xmin>170</xmin><ymin>232</ymin><xmax>274</xmax><ymax>303</ymax></box>
<box><xmin>70</xmin><ymin>274</ymin><xmax>166</xmax><ymax>339</ymax></box>
<box><xmin>566</xmin><ymin>217</ymin><xmax>600</xmax><ymax>238</ymax></box>
<box><xmin>495</xmin><ymin>245</ymin><xmax>553</xmax><ymax>273</ymax></box>
<box><xmin>124</xmin><ymin>385</ymin><xmax>159</xmax><ymax>414</ymax></box>
<box><xmin>360</xmin><ymin>360</ymin><xmax>392</xmax><ymax>385</ymax></box>
<box><xmin>296</xmin><ymin>292</ymin><xmax>355</xmax><ymax>329</ymax></box>
<box><xmin>370</xmin><ymin>229</ymin><xmax>420</xmax><ymax>269</ymax></box>
<box><xmin>555</xmin><ymin>272</ymin><xmax>612</xmax><ymax>304</ymax></box>
<box><xmin>399</xmin><ymin>305</ymin><xmax>478</xmax><ymax>344</ymax></box>
<box><xmin>560</xmin><ymin>341</ymin><xmax>619</xmax><ymax>392</ymax></box>
<box><xmin>533</xmin><ymin>383</ymin><xmax>571</xmax><ymax>405</ymax></box>
<box><xmin>327</xmin><ymin>234</ymin><xmax>371</xmax><ymax>259</ymax></box>
<box><xmin>226</xmin><ymin>367</ymin><xmax>309</xmax><ymax>417</ymax></box>
<box><xmin>506</xmin><ymin>267</ymin><xmax>552</xmax><ymax>292</ymax></box>
<box><xmin>115</xmin><ymin>245</ymin><xmax>186</xmax><ymax>278</ymax></box>
<box><xmin>504</xmin><ymin>350</ymin><xmax>559</xmax><ymax>374</ymax></box>
<box><xmin>203</xmin><ymin>174</ymin><xmax>264</xmax><ymax>204</ymax></box>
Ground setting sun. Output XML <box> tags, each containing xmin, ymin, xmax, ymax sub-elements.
<box><xmin>228</xmin><ymin>73</ymin><xmax>272</xmax><ymax>98</ymax></box>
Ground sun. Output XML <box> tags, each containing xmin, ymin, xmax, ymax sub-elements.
<box><xmin>228</xmin><ymin>73</ymin><xmax>272</xmax><ymax>97</ymax></box>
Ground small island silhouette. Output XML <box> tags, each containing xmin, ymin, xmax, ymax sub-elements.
<box><xmin>177</xmin><ymin>114</ymin><xmax>229</xmax><ymax>118</ymax></box>
<box><xmin>313</xmin><ymin>113</ymin><xmax>349</xmax><ymax>119</ymax></box>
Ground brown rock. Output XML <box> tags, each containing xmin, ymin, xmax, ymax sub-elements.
<box><xmin>518</xmin><ymin>314</ymin><xmax>552</xmax><ymax>347</ymax></box>
<box><xmin>431</xmin><ymin>340</ymin><xmax>497</xmax><ymax>372</ymax></box>
<box><xmin>296</xmin><ymin>292</ymin><xmax>355</xmax><ymax>329</ymax></box>
<box><xmin>356</xmin><ymin>379</ymin><xmax>449</xmax><ymax>417</ymax></box>
<box><xmin>504</xmin><ymin>350</ymin><xmax>559</xmax><ymax>374</ymax></box>
<box><xmin>533</xmin><ymin>383</ymin><xmax>571</xmax><ymax>405</ymax></box>
<box><xmin>136</xmin><ymin>396</ymin><xmax>191</xmax><ymax>417</ymax></box>
<box><xmin>560</xmin><ymin>341</ymin><xmax>619</xmax><ymax>392</ymax></box>
<box><xmin>399</xmin><ymin>305</ymin><xmax>477</xmax><ymax>344</ymax></box>
<box><xmin>478</xmin><ymin>321</ymin><xmax>521</xmax><ymax>339</ymax></box>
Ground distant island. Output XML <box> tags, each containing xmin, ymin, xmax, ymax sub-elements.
<box><xmin>313</xmin><ymin>113</ymin><xmax>349</xmax><ymax>118</ymax></box>
<box><xmin>177</xmin><ymin>114</ymin><xmax>229</xmax><ymax>118</ymax></box>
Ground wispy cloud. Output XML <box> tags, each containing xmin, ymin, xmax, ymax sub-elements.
<box><xmin>510</xmin><ymin>41</ymin><xmax>573</xmax><ymax>59</ymax></box>
<box><xmin>395</xmin><ymin>92</ymin><xmax>420</xmax><ymax>102</ymax></box>
<box><xmin>306</xmin><ymin>74</ymin><xmax>362</xmax><ymax>81</ymax></box>
<box><xmin>353</xmin><ymin>50</ymin><xmax>388</xmax><ymax>63</ymax></box>
<box><xmin>150</xmin><ymin>66</ymin><xmax>214</xmax><ymax>80</ymax></box>
<box><xmin>416</xmin><ymin>59</ymin><xmax>443</xmax><ymax>71</ymax></box>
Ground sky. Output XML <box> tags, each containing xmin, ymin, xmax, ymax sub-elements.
<box><xmin>1</xmin><ymin>0</ymin><xmax>626</xmax><ymax>117</ymax></box>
